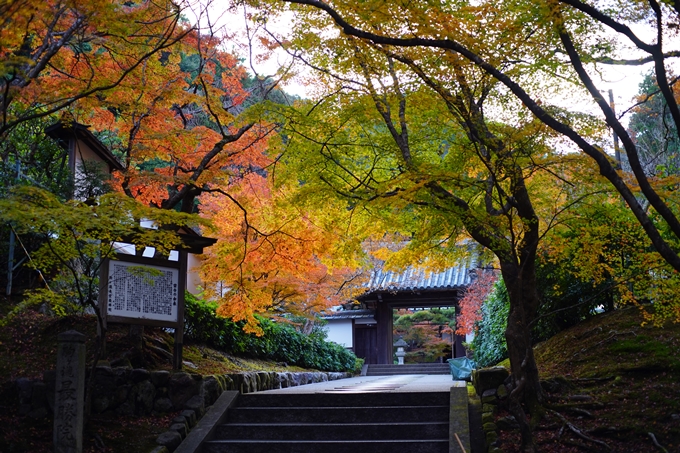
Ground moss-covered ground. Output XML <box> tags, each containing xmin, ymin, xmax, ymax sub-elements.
<box><xmin>497</xmin><ymin>306</ymin><xmax>680</xmax><ymax>453</ymax></box>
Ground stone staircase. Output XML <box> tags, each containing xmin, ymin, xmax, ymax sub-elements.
<box><xmin>201</xmin><ymin>388</ymin><xmax>451</xmax><ymax>453</ymax></box>
<box><xmin>364</xmin><ymin>363</ymin><xmax>452</xmax><ymax>376</ymax></box>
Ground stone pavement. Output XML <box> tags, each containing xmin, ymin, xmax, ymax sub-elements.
<box><xmin>262</xmin><ymin>374</ymin><xmax>466</xmax><ymax>394</ymax></box>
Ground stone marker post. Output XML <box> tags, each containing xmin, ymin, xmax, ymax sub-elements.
<box><xmin>54</xmin><ymin>330</ymin><xmax>86</xmax><ymax>453</ymax></box>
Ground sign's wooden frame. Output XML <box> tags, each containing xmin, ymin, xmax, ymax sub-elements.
<box><xmin>99</xmin><ymin>251</ymin><xmax>188</xmax><ymax>369</ymax></box>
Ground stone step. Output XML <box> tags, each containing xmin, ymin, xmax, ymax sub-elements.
<box><xmin>367</xmin><ymin>364</ymin><xmax>451</xmax><ymax>370</ymax></box>
<box><xmin>366</xmin><ymin>370</ymin><xmax>452</xmax><ymax>376</ymax></box>
<box><xmin>215</xmin><ymin>421</ymin><xmax>449</xmax><ymax>440</ymax></box>
<box><xmin>202</xmin><ymin>439</ymin><xmax>450</xmax><ymax>453</ymax></box>
<box><xmin>367</xmin><ymin>366</ymin><xmax>451</xmax><ymax>374</ymax></box>
<box><xmin>202</xmin><ymin>388</ymin><xmax>454</xmax><ymax>453</ymax></box>
<box><xmin>365</xmin><ymin>364</ymin><xmax>452</xmax><ymax>376</ymax></box>
<box><xmin>236</xmin><ymin>391</ymin><xmax>449</xmax><ymax>408</ymax></box>
<box><xmin>227</xmin><ymin>405</ymin><xmax>450</xmax><ymax>423</ymax></box>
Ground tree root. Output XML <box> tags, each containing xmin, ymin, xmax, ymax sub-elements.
<box><xmin>144</xmin><ymin>334</ymin><xmax>172</xmax><ymax>352</ymax></box>
<box><xmin>93</xmin><ymin>433</ymin><xmax>106</xmax><ymax>450</ymax></box>
<box><xmin>564</xmin><ymin>407</ymin><xmax>594</xmax><ymax>419</ymax></box>
<box><xmin>143</xmin><ymin>342</ymin><xmax>174</xmax><ymax>361</ymax></box>
<box><xmin>548</xmin><ymin>409</ymin><xmax>611</xmax><ymax>451</ymax></box>
<box><xmin>648</xmin><ymin>432</ymin><xmax>669</xmax><ymax>453</ymax></box>
<box><xmin>564</xmin><ymin>439</ymin><xmax>600</xmax><ymax>451</ymax></box>
<box><xmin>566</xmin><ymin>394</ymin><xmax>594</xmax><ymax>402</ymax></box>
<box><xmin>585</xmin><ymin>330</ymin><xmax>636</xmax><ymax>352</ymax></box>
<box><xmin>549</xmin><ymin>401</ymin><xmax>604</xmax><ymax>411</ymax></box>
<box><xmin>570</xmin><ymin>376</ymin><xmax>616</xmax><ymax>386</ymax></box>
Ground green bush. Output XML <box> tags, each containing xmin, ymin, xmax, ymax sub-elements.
<box><xmin>184</xmin><ymin>293</ymin><xmax>357</xmax><ymax>372</ymax></box>
<box><xmin>471</xmin><ymin>279</ymin><xmax>510</xmax><ymax>367</ymax></box>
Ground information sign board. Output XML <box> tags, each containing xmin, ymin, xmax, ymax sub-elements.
<box><xmin>106</xmin><ymin>260</ymin><xmax>179</xmax><ymax>323</ymax></box>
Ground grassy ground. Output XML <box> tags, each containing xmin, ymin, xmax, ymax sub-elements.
<box><xmin>497</xmin><ymin>306</ymin><xmax>680</xmax><ymax>453</ymax></box>
<box><xmin>0</xmin><ymin>308</ymin><xmax>309</xmax><ymax>453</ymax></box>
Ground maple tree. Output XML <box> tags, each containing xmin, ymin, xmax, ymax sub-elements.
<box><xmin>0</xmin><ymin>0</ymin><xmax>359</xmax><ymax>333</ymax></box>
<box><xmin>198</xmin><ymin>171</ymin><xmax>368</xmax><ymax>332</ymax></box>
<box><xmin>238</xmin><ymin>1</ymin><xmax>680</xmax><ymax>448</ymax></box>
<box><xmin>85</xmin><ymin>24</ymin><xmax>372</xmax><ymax>330</ymax></box>
<box><xmin>262</xmin><ymin>38</ymin><xmax>594</xmax><ymax>445</ymax></box>
<box><xmin>456</xmin><ymin>269</ymin><xmax>499</xmax><ymax>337</ymax></box>
<box><xmin>81</xmin><ymin>25</ymin><xmax>277</xmax><ymax>214</ymax></box>
<box><xmin>260</xmin><ymin>0</ymin><xmax>680</xmax><ymax>294</ymax></box>
<box><xmin>0</xmin><ymin>0</ymin><xmax>190</xmax><ymax>144</ymax></box>
<box><xmin>540</xmin><ymin>187</ymin><xmax>680</xmax><ymax>327</ymax></box>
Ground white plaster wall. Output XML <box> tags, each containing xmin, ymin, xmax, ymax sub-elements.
<box><xmin>324</xmin><ymin>319</ymin><xmax>353</xmax><ymax>348</ymax></box>
<box><xmin>73</xmin><ymin>140</ymin><xmax>100</xmax><ymax>167</ymax></box>
<box><xmin>186</xmin><ymin>253</ymin><xmax>203</xmax><ymax>295</ymax></box>
<box><xmin>70</xmin><ymin>139</ymin><xmax>114</xmax><ymax>203</ymax></box>
<box><xmin>72</xmin><ymin>141</ymin><xmax>104</xmax><ymax>185</ymax></box>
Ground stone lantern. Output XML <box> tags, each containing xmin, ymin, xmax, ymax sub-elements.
<box><xmin>394</xmin><ymin>338</ymin><xmax>408</xmax><ymax>365</ymax></box>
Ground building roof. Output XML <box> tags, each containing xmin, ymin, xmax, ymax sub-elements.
<box><xmin>364</xmin><ymin>259</ymin><xmax>474</xmax><ymax>293</ymax></box>
<box><xmin>322</xmin><ymin>309</ymin><xmax>376</xmax><ymax>320</ymax></box>
<box><xmin>45</xmin><ymin>122</ymin><xmax>124</xmax><ymax>172</ymax></box>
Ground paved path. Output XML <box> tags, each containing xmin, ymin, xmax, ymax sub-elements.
<box><xmin>261</xmin><ymin>374</ymin><xmax>466</xmax><ymax>394</ymax></box>
<box><xmin>176</xmin><ymin>374</ymin><xmax>473</xmax><ymax>453</ymax></box>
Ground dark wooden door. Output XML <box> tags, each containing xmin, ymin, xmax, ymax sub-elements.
<box><xmin>453</xmin><ymin>333</ymin><xmax>468</xmax><ymax>358</ymax></box>
<box><xmin>354</xmin><ymin>326</ymin><xmax>378</xmax><ymax>364</ymax></box>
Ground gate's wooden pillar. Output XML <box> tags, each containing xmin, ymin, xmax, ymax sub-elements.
<box><xmin>376</xmin><ymin>302</ymin><xmax>393</xmax><ymax>364</ymax></box>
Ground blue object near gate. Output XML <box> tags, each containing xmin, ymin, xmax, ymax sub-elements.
<box><xmin>448</xmin><ymin>357</ymin><xmax>476</xmax><ymax>380</ymax></box>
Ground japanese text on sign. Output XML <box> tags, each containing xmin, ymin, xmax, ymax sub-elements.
<box><xmin>107</xmin><ymin>261</ymin><xmax>179</xmax><ymax>322</ymax></box>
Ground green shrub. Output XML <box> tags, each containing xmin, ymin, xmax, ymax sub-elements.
<box><xmin>471</xmin><ymin>279</ymin><xmax>510</xmax><ymax>367</ymax></box>
<box><xmin>353</xmin><ymin>357</ymin><xmax>365</xmax><ymax>375</ymax></box>
<box><xmin>184</xmin><ymin>293</ymin><xmax>357</xmax><ymax>372</ymax></box>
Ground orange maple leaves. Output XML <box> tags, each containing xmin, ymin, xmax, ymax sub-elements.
<box><xmin>199</xmin><ymin>172</ymin><xmax>366</xmax><ymax>331</ymax></box>
<box><xmin>456</xmin><ymin>269</ymin><xmax>498</xmax><ymax>336</ymax></box>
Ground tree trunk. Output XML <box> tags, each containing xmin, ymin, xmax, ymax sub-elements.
<box><xmin>500</xmin><ymin>260</ymin><xmax>545</xmax><ymax>453</ymax></box>
<box><xmin>128</xmin><ymin>324</ymin><xmax>145</xmax><ymax>367</ymax></box>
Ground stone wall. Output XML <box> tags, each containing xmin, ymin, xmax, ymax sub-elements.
<box><xmin>14</xmin><ymin>367</ymin><xmax>351</xmax><ymax>421</ymax></box>
<box><xmin>471</xmin><ymin>366</ymin><xmax>511</xmax><ymax>453</ymax></box>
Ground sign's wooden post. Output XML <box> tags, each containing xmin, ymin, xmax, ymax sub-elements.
<box><xmin>173</xmin><ymin>250</ymin><xmax>188</xmax><ymax>370</ymax></box>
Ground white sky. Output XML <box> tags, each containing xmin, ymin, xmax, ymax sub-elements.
<box><xmin>196</xmin><ymin>1</ymin><xmax>678</xmax><ymax>118</ymax></box>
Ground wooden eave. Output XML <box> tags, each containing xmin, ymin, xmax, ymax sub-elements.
<box><xmin>45</xmin><ymin>122</ymin><xmax>124</xmax><ymax>172</ymax></box>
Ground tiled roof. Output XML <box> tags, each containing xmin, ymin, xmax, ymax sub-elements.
<box><xmin>321</xmin><ymin>309</ymin><xmax>376</xmax><ymax>320</ymax></box>
<box><xmin>365</xmin><ymin>260</ymin><xmax>474</xmax><ymax>292</ymax></box>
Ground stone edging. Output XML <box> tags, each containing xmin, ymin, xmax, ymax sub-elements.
<box><xmin>471</xmin><ymin>366</ymin><xmax>511</xmax><ymax>453</ymax></box>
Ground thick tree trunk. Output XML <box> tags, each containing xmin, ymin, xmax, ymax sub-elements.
<box><xmin>500</xmin><ymin>260</ymin><xmax>545</xmax><ymax>453</ymax></box>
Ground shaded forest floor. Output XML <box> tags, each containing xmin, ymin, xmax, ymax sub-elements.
<box><xmin>497</xmin><ymin>306</ymin><xmax>680</xmax><ymax>453</ymax></box>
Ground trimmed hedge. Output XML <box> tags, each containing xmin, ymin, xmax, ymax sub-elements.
<box><xmin>184</xmin><ymin>293</ymin><xmax>357</xmax><ymax>372</ymax></box>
